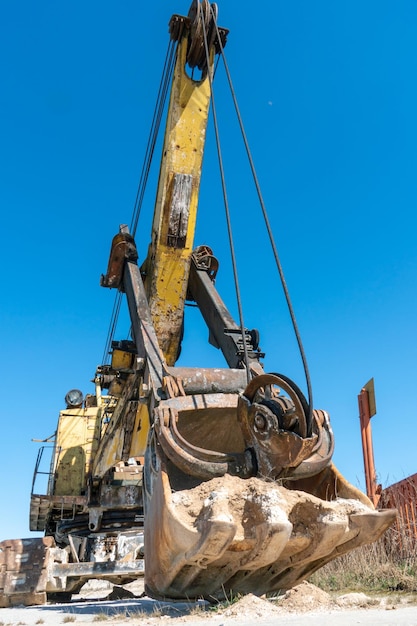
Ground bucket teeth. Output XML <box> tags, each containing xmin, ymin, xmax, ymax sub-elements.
<box><xmin>144</xmin><ymin>472</ymin><xmax>397</xmax><ymax>599</ymax></box>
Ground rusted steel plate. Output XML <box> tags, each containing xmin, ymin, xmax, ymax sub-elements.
<box><xmin>144</xmin><ymin>468</ymin><xmax>396</xmax><ymax>599</ymax></box>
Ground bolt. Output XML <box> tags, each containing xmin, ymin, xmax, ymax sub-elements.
<box><xmin>254</xmin><ymin>413</ymin><xmax>267</xmax><ymax>430</ymax></box>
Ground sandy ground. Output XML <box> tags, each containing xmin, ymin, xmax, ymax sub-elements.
<box><xmin>1</xmin><ymin>581</ymin><xmax>417</xmax><ymax>626</ymax></box>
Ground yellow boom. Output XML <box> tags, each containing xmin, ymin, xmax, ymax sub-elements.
<box><xmin>143</xmin><ymin>22</ymin><xmax>214</xmax><ymax>365</ymax></box>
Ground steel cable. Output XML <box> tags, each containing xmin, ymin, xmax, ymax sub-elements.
<box><xmin>201</xmin><ymin>8</ymin><xmax>251</xmax><ymax>383</ymax></box>
<box><xmin>131</xmin><ymin>39</ymin><xmax>177</xmax><ymax>237</ymax></box>
<box><xmin>102</xmin><ymin>40</ymin><xmax>176</xmax><ymax>364</ymax></box>
<box><xmin>211</xmin><ymin>8</ymin><xmax>313</xmax><ymax>431</ymax></box>
<box><xmin>101</xmin><ymin>292</ymin><xmax>123</xmax><ymax>365</ymax></box>
<box><xmin>102</xmin><ymin>5</ymin><xmax>314</xmax><ymax>430</ymax></box>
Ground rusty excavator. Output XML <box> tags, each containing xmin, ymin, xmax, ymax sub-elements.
<box><xmin>0</xmin><ymin>1</ymin><xmax>396</xmax><ymax>607</ymax></box>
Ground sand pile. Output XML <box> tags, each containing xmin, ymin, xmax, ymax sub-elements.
<box><xmin>275</xmin><ymin>581</ymin><xmax>333</xmax><ymax>613</ymax></box>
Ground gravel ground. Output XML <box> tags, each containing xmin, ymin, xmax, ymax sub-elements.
<box><xmin>1</xmin><ymin>582</ymin><xmax>417</xmax><ymax>626</ymax></box>
<box><xmin>2</xmin><ymin>597</ymin><xmax>417</xmax><ymax>626</ymax></box>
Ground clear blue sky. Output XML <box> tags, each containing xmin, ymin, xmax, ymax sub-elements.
<box><xmin>1</xmin><ymin>1</ymin><xmax>417</xmax><ymax>542</ymax></box>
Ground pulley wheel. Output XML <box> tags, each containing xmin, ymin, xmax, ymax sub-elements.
<box><xmin>187</xmin><ymin>0</ymin><xmax>212</xmax><ymax>70</ymax></box>
<box><xmin>243</xmin><ymin>373</ymin><xmax>311</xmax><ymax>438</ymax></box>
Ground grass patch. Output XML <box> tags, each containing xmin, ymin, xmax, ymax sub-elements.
<box><xmin>188</xmin><ymin>603</ymin><xmax>208</xmax><ymax>617</ymax></box>
<box><xmin>151</xmin><ymin>605</ymin><xmax>164</xmax><ymax>618</ymax></box>
<box><xmin>311</xmin><ymin>525</ymin><xmax>417</xmax><ymax>593</ymax></box>
<box><xmin>206</xmin><ymin>587</ymin><xmax>242</xmax><ymax>612</ymax></box>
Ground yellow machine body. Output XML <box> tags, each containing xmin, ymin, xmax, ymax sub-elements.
<box><xmin>53</xmin><ymin>407</ymin><xmax>102</xmax><ymax>496</ymax></box>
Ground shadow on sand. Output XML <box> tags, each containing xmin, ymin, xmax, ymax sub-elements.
<box><xmin>32</xmin><ymin>596</ymin><xmax>208</xmax><ymax>619</ymax></box>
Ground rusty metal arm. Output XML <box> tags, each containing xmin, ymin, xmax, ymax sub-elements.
<box><xmin>123</xmin><ymin>260</ymin><xmax>166</xmax><ymax>396</ymax></box>
<box><xmin>358</xmin><ymin>381</ymin><xmax>381</xmax><ymax>507</ymax></box>
<box><xmin>101</xmin><ymin>225</ymin><xmax>167</xmax><ymax>396</ymax></box>
<box><xmin>101</xmin><ymin>227</ymin><xmax>251</xmax><ymax>397</ymax></box>
<box><xmin>188</xmin><ymin>250</ymin><xmax>264</xmax><ymax>372</ymax></box>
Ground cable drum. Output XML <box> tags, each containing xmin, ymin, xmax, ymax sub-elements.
<box><xmin>187</xmin><ymin>0</ymin><xmax>218</xmax><ymax>71</ymax></box>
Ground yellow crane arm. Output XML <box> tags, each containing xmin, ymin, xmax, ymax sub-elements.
<box><xmin>143</xmin><ymin>13</ymin><xmax>220</xmax><ymax>366</ymax></box>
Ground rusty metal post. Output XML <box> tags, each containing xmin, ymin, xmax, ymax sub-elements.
<box><xmin>358</xmin><ymin>380</ymin><xmax>380</xmax><ymax>507</ymax></box>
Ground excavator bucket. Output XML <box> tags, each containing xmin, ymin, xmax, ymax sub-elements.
<box><xmin>143</xmin><ymin>374</ymin><xmax>396</xmax><ymax>599</ymax></box>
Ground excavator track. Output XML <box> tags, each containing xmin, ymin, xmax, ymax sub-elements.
<box><xmin>0</xmin><ymin>538</ymin><xmax>53</xmax><ymax>607</ymax></box>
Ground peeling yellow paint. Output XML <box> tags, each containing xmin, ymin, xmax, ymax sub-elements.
<box><xmin>130</xmin><ymin>403</ymin><xmax>150</xmax><ymax>458</ymax></box>
<box><xmin>145</xmin><ymin>35</ymin><xmax>214</xmax><ymax>365</ymax></box>
<box><xmin>53</xmin><ymin>407</ymin><xmax>102</xmax><ymax>496</ymax></box>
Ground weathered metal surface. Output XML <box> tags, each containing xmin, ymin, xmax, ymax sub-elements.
<box><xmin>142</xmin><ymin>370</ymin><xmax>396</xmax><ymax>599</ymax></box>
<box><xmin>358</xmin><ymin>384</ymin><xmax>381</xmax><ymax>507</ymax></box>
<box><xmin>144</xmin><ymin>464</ymin><xmax>396</xmax><ymax>600</ymax></box>
<box><xmin>52</xmin><ymin>406</ymin><xmax>102</xmax><ymax>497</ymax></box>
<box><xmin>0</xmin><ymin>535</ymin><xmax>145</xmax><ymax>607</ymax></box>
<box><xmin>30</xmin><ymin>494</ymin><xmax>87</xmax><ymax>532</ymax></box>
<box><xmin>187</xmin><ymin>0</ymin><xmax>211</xmax><ymax>70</ymax></box>
<box><xmin>155</xmin><ymin>399</ymin><xmax>254</xmax><ymax>479</ymax></box>
<box><xmin>99</xmin><ymin>482</ymin><xmax>142</xmax><ymax>509</ymax></box>
<box><xmin>0</xmin><ymin>537</ymin><xmax>54</xmax><ymax>607</ymax></box>
<box><xmin>380</xmin><ymin>473</ymin><xmax>417</xmax><ymax>549</ymax></box>
<box><xmin>188</xmin><ymin>254</ymin><xmax>264</xmax><ymax>370</ymax></box>
<box><xmin>142</xmin><ymin>19</ymin><xmax>218</xmax><ymax>366</ymax></box>
<box><xmin>237</xmin><ymin>374</ymin><xmax>334</xmax><ymax>480</ymax></box>
<box><xmin>167</xmin><ymin>173</ymin><xmax>193</xmax><ymax>248</ymax></box>
<box><xmin>123</xmin><ymin>258</ymin><xmax>166</xmax><ymax>393</ymax></box>
<box><xmin>51</xmin><ymin>558</ymin><xmax>144</xmax><ymax>580</ymax></box>
<box><xmin>100</xmin><ymin>228</ymin><xmax>138</xmax><ymax>289</ymax></box>
<box><xmin>166</xmin><ymin>366</ymin><xmax>248</xmax><ymax>394</ymax></box>
<box><xmin>92</xmin><ymin>373</ymin><xmax>142</xmax><ymax>478</ymax></box>
<box><xmin>169</xmin><ymin>6</ymin><xmax>228</xmax><ymax>56</ymax></box>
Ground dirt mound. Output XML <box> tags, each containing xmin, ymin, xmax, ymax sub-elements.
<box><xmin>336</xmin><ymin>592</ymin><xmax>374</xmax><ymax>607</ymax></box>
<box><xmin>218</xmin><ymin>583</ymin><xmax>332</xmax><ymax>620</ymax></box>
<box><xmin>276</xmin><ymin>581</ymin><xmax>333</xmax><ymax>612</ymax></box>
<box><xmin>222</xmin><ymin>593</ymin><xmax>283</xmax><ymax>619</ymax></box>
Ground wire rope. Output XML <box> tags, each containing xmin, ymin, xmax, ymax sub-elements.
<box><xmin>102</xmin><ymin>4</ymin><xmax>314</xmax><ymax>430</ymax></box>
<box><xmin>101</xmin><ymin>40</ymin><xmax>177</xmax><ymax>364</ymax></box>
<box><xmin>101</xmin><ymin>291</ymin><xmax>123</xmax><ymax>365</ymax></box>
<box><xmin>131</xmin><ymin>39</ymin><xmax>177</xmax><ymax>236</ymax></box>
<box><xmin>201</xmin><ymin>8</ymin><xmax>251</xmax><ymax>383</ymax></box>
<box><xmin>211</xmin><ymin>8</ymin><xmax>313</xmax><ymax>431</ymax></box>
